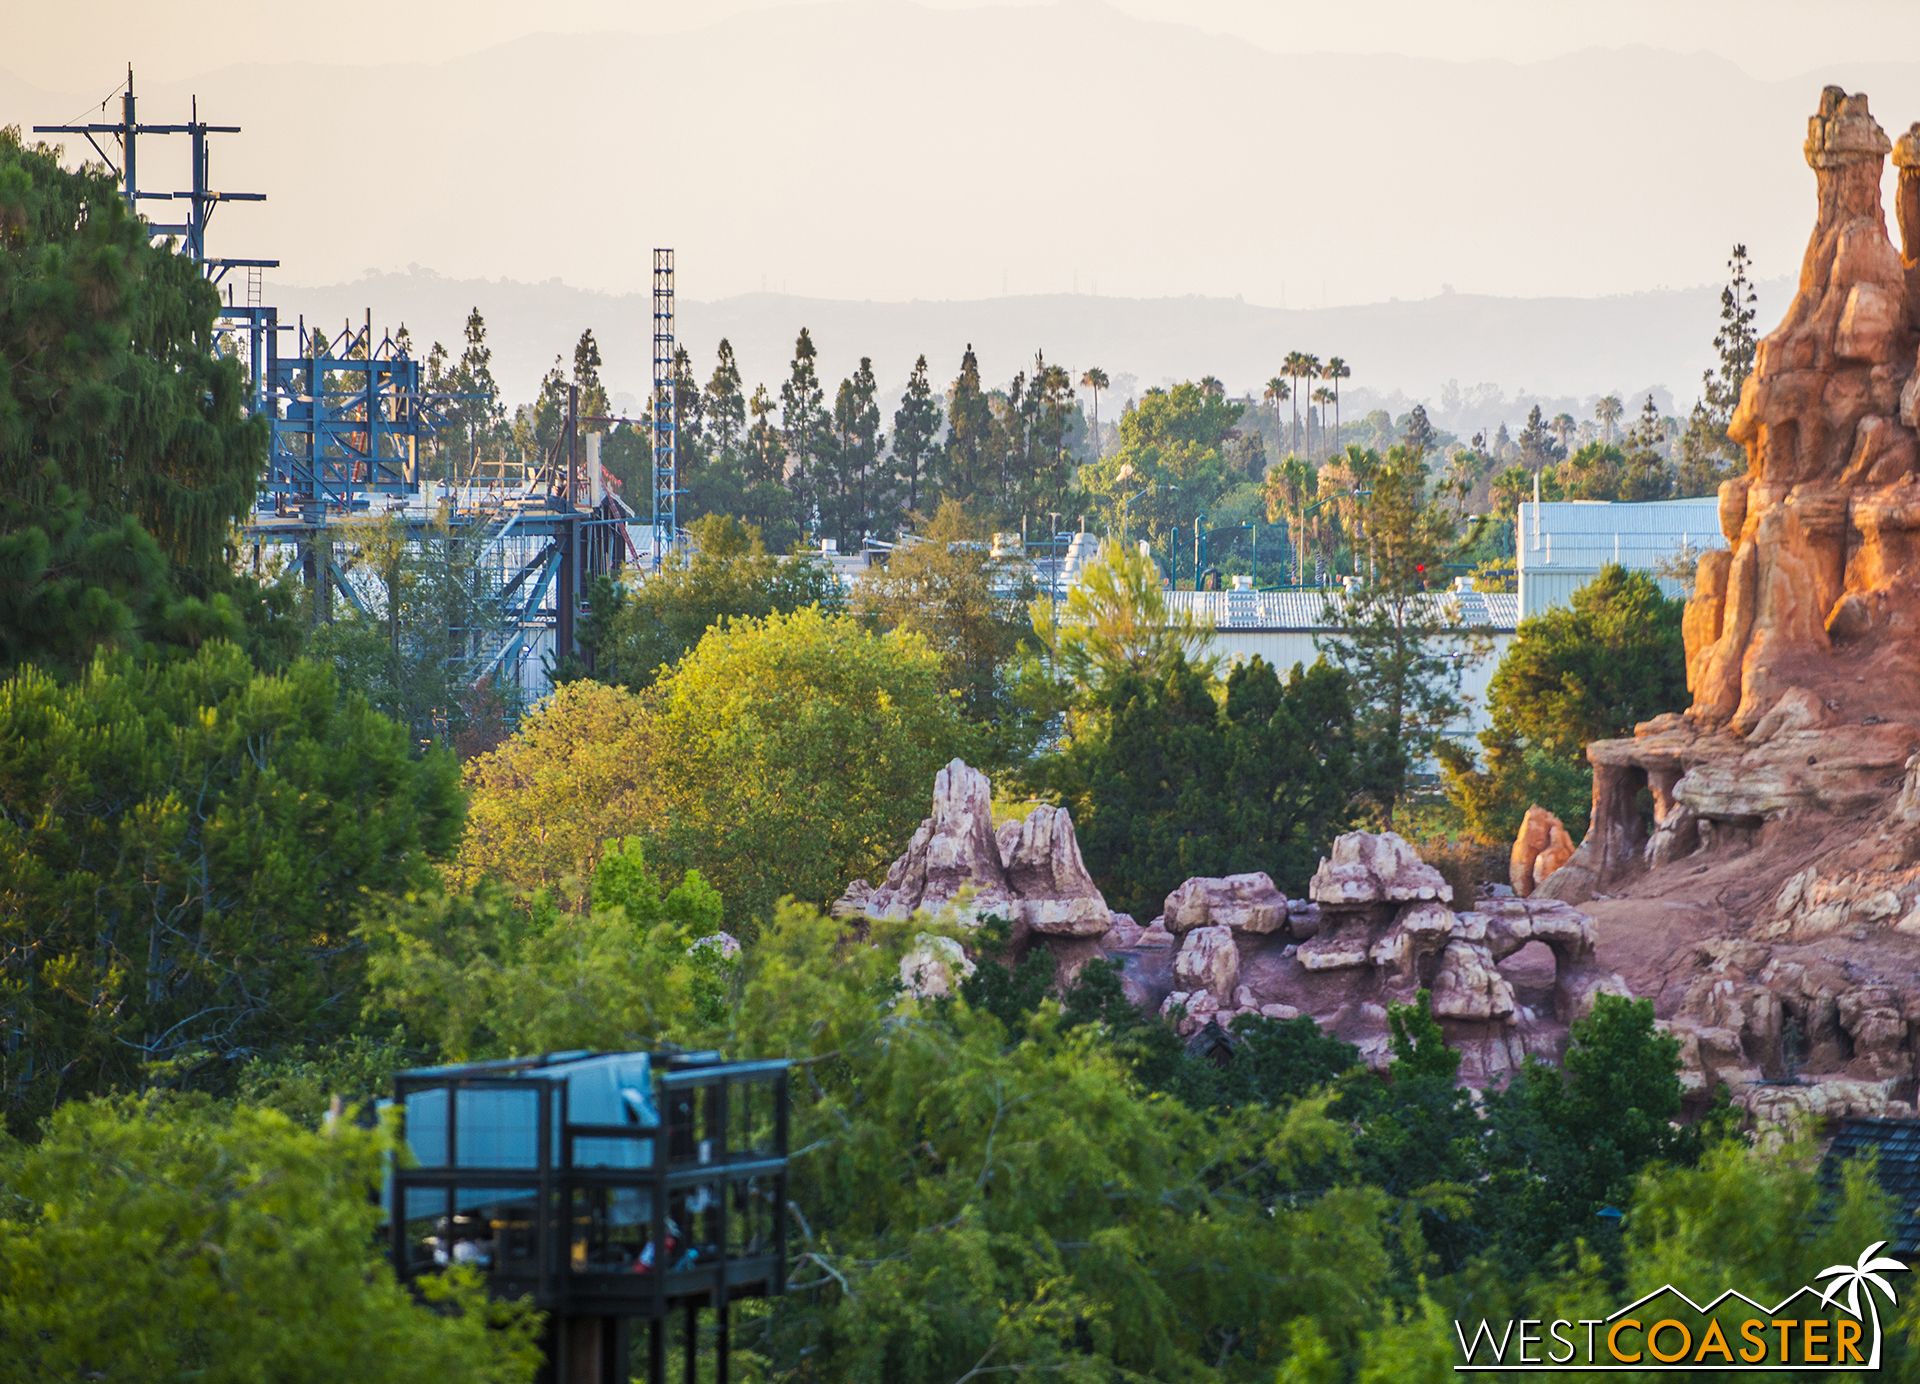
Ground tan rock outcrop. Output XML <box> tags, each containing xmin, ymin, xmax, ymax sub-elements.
<box><xmin>843</xmin><ymin>761</ymin><xmax>1116</xmax><ymax>935</ymax></box>
<box><xmin>899</xmin><ymin>934</ymin><xmax>976</xmax><ymax>999</ymax></box>
<box><xmin>1510</xmin><ymin>805</ymin><xmax>1575</xmax><ymax>898</ymax></box>
<box><xmin>1173</xmin><ymin>925</ymin><xmax>1240</xmax><ymax>1000</ymax></box>
<box><xmin>1163</xmin><ymin>872</ymin><xmax>1289</xmax><ymax>935</ymax></box>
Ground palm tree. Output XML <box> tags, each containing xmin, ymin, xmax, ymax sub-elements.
<box><xmin>1322</xmin><ymin>356</ymin><xmax>1349</xmax><ymax>455</ymax></box>
<box><xmin>1311</xmin><ymin>386</ymin><xmax>1335</xmax><ymax>458</ymax></box>
<box><xmin>1297</xmin><ymin>353</ymin><xmax>1321</xmax><ymax>452</ymax></box>
<box><xmin>1199</xmin><ymin>374</ymin><xmax>1225</xmax><ymax>399</ymax></box>
<box><xmin>1283</xmin><ymin>351</ymin><xmax>1313</xmax><ymax>453</ymax></box>
<box><xmin>1816</xmin><ymin>1241</ymin><xmax>1907</xmax><ymax>1369</ymax></box>
<box><xmin>1595</xmin><ymin>393</ymin><xmax>1624</xmax><ymax>444</ymax></box>
<box><xmin>1264</xmin><ymin>376</ymin><xmax>1289</xmax><ymax>444</ymax></box>
<box><xmin>1081</xmin><ymin>366</ymin><xmax>1109</xmax><ymax>455</ymax></box>
<box><xmin>1549</xmin><ymin>412</ymin><xmax>1576</xmax><ymax>457</ymax></box>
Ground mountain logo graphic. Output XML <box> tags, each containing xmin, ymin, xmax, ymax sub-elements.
<box><xmin>1453</xmin><ymin>1243</ymin><xmax>1908</xmax><ymax>1371</ymax></box>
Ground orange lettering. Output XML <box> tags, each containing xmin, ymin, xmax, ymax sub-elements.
<box><xmin>1648</xmin><ymin>1320</ymin><xmax>1692</xmax><ymax>1364</ymax></box>
<box><xmin>1838</xmin><ymin>1318</ymin><xmax>1864</xmax><ymax>1363</ymax></box>
<box><xmin>1738</xmin><ymin>1319</ymin><xmax>1768</xmax><ymax>1363</ymax></box>
<box><xmin>1803</xmin><ymin>1319</ymin><xmax>1828</xmax><ymax>1363</ymax></box>
<box><xmin>1771</xmin><ymin>1320</ymin><xmax>1799</xmax><ymax>1364</ymax></box>
<box><xmin>1608</xmin><ymin>1319</ymin><xmax>1643</xmax><ymax>1364</ymax></box>
<box><xmin>1694</xmin><ymin>1319</ymin><xmax>1734</xmax><ymax>1363</ymax></box>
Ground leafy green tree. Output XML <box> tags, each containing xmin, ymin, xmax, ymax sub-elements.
<box><xmin>1078</xmin><ymin>382</ymin><xmax>1249</xmax><ymax>563</ymax></box>
<box><xmin>854</xmin><ymin>500</ymin><xmax>1037</xmax><ymax>758</ymax></box>
<box><xmin>891</xmin><ymin>353</ymin><xmax>943</xmax><ymax>518</ymax></box>
<box><xmin>1478</xmin><ymin>995</ymin><xmax>1693</xmax><ymax>1272</ymax></box>
<box><xmin>578</xmin><ymin>512</ymin><xmax>843</xmax><ymax>692</ymax></box>
<box><xmin>647</xmin><ymin>606</ymin><xmax>973</xmax><ymax>922</ymax></box>
<box><xmin>0</xmin><ymin>1095</ymin><xmax>540</xmax><ymax>1384</ymax></box>
<box><xmin>1040</xmin><ymin>536</ymin><xmax>1216</xmax><ymax>701</ymax></box>
<box><xmin>0</xmin><ymin>642</ymin><xmax>462</xmax><ymax>1132</ymax></box>
<box><xmin>363</xmin><ymin>837</ymin><xmax>727</xmax><ymax>1060</ymax></box>
<box><xmin>1517</xmin><ymin>404</ymin><xmax>1560</xmax><ymax>469</ymax></box>
<box><xmin>1439</xmin><ymin>563</ymin><xmax>1685</xmax><ymax>842</ymax></box>
<box><xmin>0</xmin><ymin>129</ymin><xmax>271</xmax><ymax>674</ymax></box>
<box><xmin>454</xmin><ymin>677</ymin><xmax>656</xmax><ymax>901</ymax></box>
<box><xmin>571</xmin><ymin>327</ymin><xmax>610</xmax><ymax>428</ymax></box>
<box><xmin>1314</xmin><ymin>447</ymin><xmax>1484</xmax><ymax>825</ymax></box>
<box><xmin>1045</xmin><ymin>651</ymin><xmax>1360</xmax><ymax>915</ymax></box>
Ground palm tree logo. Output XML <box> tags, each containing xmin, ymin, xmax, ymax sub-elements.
<box><xmin>1815</xmin><ymin>1241</ymin><xmax>1908</xmax><ymax>1369</ymax></box>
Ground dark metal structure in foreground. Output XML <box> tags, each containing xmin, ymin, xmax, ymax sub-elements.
<box><xmin>388</xmin><ymin>1050</ymin><xmax>789</xmax><ymax>1384</ymax></box>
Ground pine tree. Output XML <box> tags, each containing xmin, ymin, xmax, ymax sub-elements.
<box><xmin>705</xmin><ymin>339</ymin><xmax>747</xmax><ymax>457</ymax></box>
<box><xmin>891</xmin><ymin>354</ymin><xmax>943</xmax><ymax>521</ymax></box>
<box><xmin>942</xmin><ymin>344</ymin><xmax>991</xmax><ymax>504</ymax></box>
<box><xmin>572</xmin><ymin>328</ymin><xmax>610</xmax><ymax>426</ymax></box>
<box><xmin>825</xmin><ymin>358</ymin><xmax>885</xmax><ymax>547</ymax></box>
<box><xmin>1678</xmin><ymin>244</ymin><xmax>1757</xmax><ymax>496</ymax></box>
<box><xmin>779</xmin><ymin>328</ymin><xmax>830</xmax><ymax>522</ymax></box>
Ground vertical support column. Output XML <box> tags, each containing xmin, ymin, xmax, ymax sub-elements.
<box><xmin>651</xmin><ymin>248</ymin><xmax>676</xmax><ymax>572</ymax></box>
<box><xmin>557</xmin><ymin>515</ymin><xmax>578</xmax><ymax>665</ymax></box>
<box><xmin>648</xmin><ymin>1319</ymin><xmax>666</xmax><ymax>1384</ymax></box>
<box><xmin>122</xmin><ymin>67</ymin><xmax>137</xmax><ymax>217</ymax></box>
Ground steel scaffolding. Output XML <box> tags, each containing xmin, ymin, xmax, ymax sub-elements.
<box><xmin>651</xmin><ymin>249</ymin><xmax>678</xmax><ymax>570</ymax></box>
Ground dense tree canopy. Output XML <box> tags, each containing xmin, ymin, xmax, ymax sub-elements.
<box><xmin>0</xmin><ymin>643</ymin><xmax>463</xmax><ymax>1131</ymax></box>
<box><xmin>0</xmin><ymin>130</ymin><xmax>270</xmax><ymax>674</ymax></box>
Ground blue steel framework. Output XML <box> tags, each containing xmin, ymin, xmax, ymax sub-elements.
<box><xmin>39</xmin><ymin>72</ymin><xmax>638</xmax><ymax>709</ymax></box>
<box><xmin>33</xmin><ymin>67</ymin><xmax>276</xmax><ymax>285</ymax></box>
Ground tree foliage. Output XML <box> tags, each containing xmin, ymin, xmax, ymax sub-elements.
<box><xmin>1044</xmin><ymin>653</ymin><xmax>1361</xmax><ymax>915</ymax></box>
<box><xmin>577</xmin><ymin>513</ymin><xmax>843</xmax><ymax>692</ymax></box>
<box><xmin>647</xmin><ymin>606</ymin><xmax>973</xmax><ymax>922</ymax></box>
<box><xmin>0</xmin><ymin>130</ymin><xmax>273</xmax><ymax>674</ymax></box>
<box><xmin>0</xmin><ymin>643</ymin><xmax>462</xmax><ymax>1132</ymax></box>
<box><xmin>1441</xmin><ymin>563</ymin><xmax>1685</xmax><ymax>842</ymax></box>
<box><xmin>0</xmin><ymin>1094</ymin><xmax>541</xmax><ymax>1384</ymax></box>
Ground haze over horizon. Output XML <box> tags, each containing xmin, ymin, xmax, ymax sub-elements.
<box><xmin>7</xmin><ymin>0</ymin><xmax>1916</xmax><ymax>408</ymax></box>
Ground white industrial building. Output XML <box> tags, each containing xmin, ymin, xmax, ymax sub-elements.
<box><xmin>1163</xmin><ymin>588</ymin><xmax>1519</xmax><ymax>736</ymax></box>
<box><xmin>1515</xmin><ymin>496</ymin><xmax>1724</xmax><ymax>620</ymax></box>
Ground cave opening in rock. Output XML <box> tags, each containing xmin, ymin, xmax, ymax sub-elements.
<box><xmin>1496</xmin><ymin>939</ymin><xmax>1557</xmax><ymax>1016</ymax></box>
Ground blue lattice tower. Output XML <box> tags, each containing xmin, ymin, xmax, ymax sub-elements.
<box><xmin>651</xmin><ymin>249</ymin><xmax>677</xmax><ymax>570</ymax></box>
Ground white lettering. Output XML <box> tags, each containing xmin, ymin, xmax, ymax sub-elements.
<box><xmin>1580</xmin><ymin>1319</ymin><xmax>1604</xmax><ymax>1363</ymax></box>
<box><xmin>1548</xmin><ymin>1319</ymin><xmax>1576</xmax><ymax>1364</ymax></box>
<box><xmin>1454</xmin><ymin>1319</ymin><xmax>1516</xmax><ymax>1364</ymax></box>
<box><xmin>1518</xmin><ymin>1320</ymin><xmax>1541</xmax><ymax>1363</ymax></box>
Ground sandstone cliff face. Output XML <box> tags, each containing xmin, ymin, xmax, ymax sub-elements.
<box><xmin>1537</xmin><ymin>90</ymin><xmax>1920</xmax><ymax>1135</ymax></box>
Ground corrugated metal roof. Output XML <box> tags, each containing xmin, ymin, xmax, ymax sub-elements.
<box><xmin>1165</xmin><ymin>589</ymin><xmax>1517</xmax><ymax>632</ymax></box>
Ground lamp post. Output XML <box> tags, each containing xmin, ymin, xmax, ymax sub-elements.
<box><xmin>1120</xmin><ymin>483</ymin><xmax>1178</xmax><ymax>542</ymax></box>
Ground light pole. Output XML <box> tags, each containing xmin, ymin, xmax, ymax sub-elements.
<box><xmin>1120</xmin><ymin>483</ymin><xmax>1178</xmax><ymax>542</ymax></box>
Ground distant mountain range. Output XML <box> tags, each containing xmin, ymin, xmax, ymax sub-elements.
<box><xmin>271</xmin><ymin>268</ymin><xmax>1795</xmax><ymax>436</ymax></box>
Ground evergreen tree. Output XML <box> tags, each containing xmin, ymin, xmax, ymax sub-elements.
<box><xmin>571</xmin><ymin>330</ymin><xmax>611</xmax><ymax>445</ymax></box>
<box><xmin>0</xmin><ymin>129</ymin><xmax>269</xmax><ymax>674</ymax></box>
<box><xmin>942</xmin><ymin>344</ymin><xmax>992</xmax><ymax>505</ymax></box>
<box><xmin>1516</xmin><ymin>404</ymin><xmax>1559</xmax><ymax>470</ymax></box>
<box><xmin>1314</xmin><ymin>447</ymin><xmax>1484</xmax><ymax>825</ymax></box>
<box><xmin>779</xmin><ymin>328</ymin><xmax>830</xmax><ymax>525</ymax></box>
<box><xmin>1402</xmin><ymin>403</ymin><xmax>1436</xmax><ymax>456</ymax></box>
<box><xmin>891</xmin><ymin>353</ymin><xmax>944</xmax><ymax>520</ymax></box>
<box><xmin>705</xmin><ymin>338</ymin><xmax>747</xmax><ymax>456</ymax></box>
<box><xmin>446</xmin><ymin>307</ymin><xmax>503</xmax><ymax>476</ymax></box>
<box><xmin>1679</xmin><ymin>244</ymin><xmax>1758</xmax><ymax>496</ymax></box>
<box><xmin>824</xmin><ymin>357</ymin><xmax>885</xmax><ymax>547</ymax></box>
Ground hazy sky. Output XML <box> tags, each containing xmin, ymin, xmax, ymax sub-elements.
<box><xmin>9</xmin><ymin>1</ymin><xmax>1920</xmax><ymax>311</ymax></box>
<box><xmin>18</xmin><ymin>0</ymin><xmax>1920</xmax><ymax>87</ymax></box>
